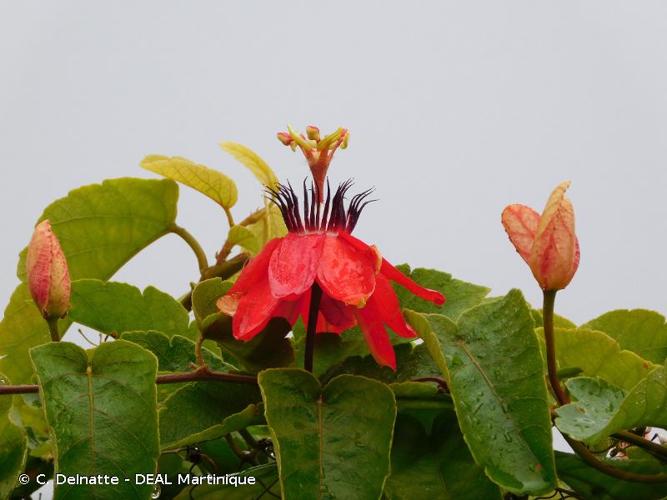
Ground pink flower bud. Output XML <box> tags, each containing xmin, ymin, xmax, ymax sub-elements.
<box><xmin>26</xmin><ymin>220</ymin><xmax>71</xmax><ymax>318</ymax></box>
<box><xmin>502</xmin><ymin>181</ymin><xmax>580</xmax><ymax>291</ymax></box>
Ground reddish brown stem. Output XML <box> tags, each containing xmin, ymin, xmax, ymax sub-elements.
<box><xmin>0</xmin><ymin>368</ymin><xmax>257</xmax><ymax>396</ymax></box>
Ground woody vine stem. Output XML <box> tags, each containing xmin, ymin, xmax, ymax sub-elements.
<box><xmin>542</xmin><ymin>290</ymin><xmax>667</xmax><ymax>482</ymax></box>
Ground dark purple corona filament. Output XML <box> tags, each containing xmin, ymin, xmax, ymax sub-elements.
<box><xmin>266</xmin><ymin>180</ymin><xmax>375</xmax><ymax>234</ymax></box>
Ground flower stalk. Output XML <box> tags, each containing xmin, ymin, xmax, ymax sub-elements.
<box><xmin>46</xmin><ymin>317</ymin><xmax>60</xmax><ymax>343</ymax></box>
<box><xmin>542</xmin><ymin>290</ymin><xmax>568</xmax><ymax>405</ymax></box>
<box><xmin>304</xmin><ymin>283</ymin><xmax>323</xmax><ymax>373</ymax></box>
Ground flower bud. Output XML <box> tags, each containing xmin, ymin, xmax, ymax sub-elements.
<box><xmin>502</xmin><ymin>181</ymin><xmax>580</xmax><ymax>291</ymax></box>
<box><xmin>26</xmin><ymin>220</ymin><xmax>71</xmax><ymax>318</ymax></box>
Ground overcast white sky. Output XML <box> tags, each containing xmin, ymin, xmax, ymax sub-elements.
<box><xmin>1</xmin><ymin>2</ymin><xmax>666</xmax><ymax>325</ymax></box>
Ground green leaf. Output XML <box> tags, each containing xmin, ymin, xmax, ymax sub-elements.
<box><xmin>555</xmin><ymin>451</ymin><xmax>667</xmax><ymax>500</ymax></box>
<box><xmin>2</xmin><ymin>178</ymin><xmax>178</xmax><ymax>385</ymax></box>
<box><xmin>384</xmin><ymin>412</ymin><xmax>502</xmax><ymax>500</ymax></box>
<box><xmin>220</xmin><ymin>141</ymin><xmax>279</xmax><ymax>189</ymax></box>
<box><xmin>582</xmin><ymin>309</ymin><xmax>667</xmax><ymax>364</ymax></box>
<box><xmin>389</xmin><ymin>381</ymin><xmax>453</xmax><ymax>414</ymax></box>
<box><xmin>536</xmin><ymin>327</ymin><xmax>656</xmax><ymax>391</ymax></box>
<box><xmin>142</xmin><ymin>154</ymin><xmax>238</xmax><ymax>209</ymax></box>
<box><xmin>121</xmin><ymin>330</ymin><xmax>231</xmax><ymax>401</ymax></box>
<box><xmin>556</xmin><ymin>367</ymin><xmax>667</xmax><ymax>443</ymax></box>
<box><xmin>394</xmin><ymin>265</ymin><xmax>490</xmax><ymax>319</ymax></box>
<box><xmin>70</xmin><ymin>280</ymin><xmax>197</xmax><ymax>340</ymax></box>
<box><xmin>0</xmin><ymin>285</ymin><xmax>51</xmax><ymax>385</ymax></box>
<box><xmin>155</xmin><ymin>453</ymin><xmax>190</xmax><ymax>499</ymax></box>
<box><xmin>405</xmin><ymin>310</ymin><xmax>450</xmax><ymax>381</ymax></box>
<box><xmin>322</xmin><ymin>342</ymin><xmax>439</xmax><ymax>384</ymax></box>
<box><xmin>120</xmin><ymin>331</ymin><xmax>230</xmax><ymax>373</ymax></box>
<box><xmin>191</xmin><ymin>278</ymin><xmax>233</xmax><ymax>325</ymax></box>
<box><xmin>30</xmin><ymin>340</ymin><xmax>160</xmax><ymax>500</ymax></box>
<box><xmin>291</xmin><ymin>322</ymin><xmax>366</xmax><ymax>376</ymax></box>
<box><xmin>244</xmin><ymin>204</ymin><xmax>287</xmax><ymax>250</ymax></box>
<box><xmin>204</xmin><ymin>317</ymin><xmax>294</xmax><ymax>373</ymax></box>
<box><xmin>291</xmin><ymin>320</ymin><xmax>415</xmax><ymax>378</ymax></box>
<box><xmin>159</xmin><ymin>381</ymin><xmax>262</xmax><ymax>450</ymax></box>
<box><xmin>226</xmin><ymin>225</ymin><xmax>259</xmax><ymax>254</ymax></box>
<box><xmin>428</xmin><ymin>290</ymin><xmax>557</xmax><ymax>495</ymax></box>
<box><xmin>259</xmin><ymin>369</ymin><xmax>396</xmax><ymax>500</ymax></box>
<box><xmin>0</xmin><ymin>375</ymin><xmax>27</xmax><ymax>500</ymax></box>
<box><xmin>18</xmin><ymin>178</ymin><xmax>178</xmax><ymax>282</ymax></box>
<box><xmin>530</xmin><ymin>308</ymin><xmax>576</xmax><ymax>328</ymax></box>
<box><xmin>181</xmin><ymin>464</ymin><xmax>280</xmax><ymax>499</ymax></box>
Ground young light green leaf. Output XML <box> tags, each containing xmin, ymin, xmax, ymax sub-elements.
<box><xmin>227</xmin><ymin>225</ymin><xmax>260</xmax><ymax>254</ymax></box>
<box><xmin>536</xmin><ymin>327</ymin><xmax>656</xmax><ymax>391</ymax></box>
<box><xmin>394</xmin><ymin>265</ymin><xmax>490</xmax><ymax>319</ymax></box>
<box><xmin>142</xmin><ymin>154</ymin><xmax>238</xmax><ymax>209</ymax></box>
<box><xmin>70</xmin><ymin>280</ymin><xmax>197</xmax><ymax>340</ymax></box>
<box><xmin>556</xmin><ymin>367</ymin><xmax>667</xmax><ymax>444</ymax></box>
<box><xmin>259</xmin><ymin>369</ymin><xmax>396</xmax><ymax>500</ymax></box>
<box><xmin>428</xmin><ymin>290</ymin><xmax>557</xmax><ymax>495</ymax></box>
<box><xmin>159</xmin><ymin>382</ymin><xmax>262</xmax><ymax>450</ymax></box>
<box><xmin>3</xmin><ymin>178</ymin><xmax>179</xmax><ymax>385</ymax></box>
<box><xmin>384</xmin><ymin>412</ymin><xmax>502</xmax><ymax>500</ymax></box>
<box><xmin>244</xmin><ymin>204</ymin><xmax>287</xmax><ymax>249</ymax></box>
<box><xmin>582</xmin><ymin>309</ymin><xmax>667</xmax><ymax>364</ymax></box>
<box><xmin>30</xmin><ymin>341</ymin><xmax>159</xmax><ymax>500</ymax></box>
<box><xmin>220</xmin><ymin>142</ymin><xmax>279</xmax><ymax>189</ymax></box>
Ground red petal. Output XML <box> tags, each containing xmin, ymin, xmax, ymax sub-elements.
<box><xmin>229</xmin><ymin>238</ymin><xmax>281</xmax><ymax>294</ymax></box>
<box><xmin>318</xmin><ymin>294</ymin><xmax>356</xmax><ymax>332</ymax></box>
<box><xmin>269</xmin><ymin>233</ymin><xmax>324</xmax><ymax>299</ymax></box>
<box><xmin>355</xmin><ymin>308</ymin><xmax>396</xmax><ymax>369</ymax></box>
<box><xmin>317</xmin><ymin>234</ymin><xmax>376</xmax><ymax>306</ymax></box>
<box><xmin>367</xmin><ymin>274</ymin><xmax>416</xmax><ymax>338</ymax></box>
<box><xmin>338</xmin><ymin>231</ymin><xmax>444</xmax><ymax>306</ymax></box>
<box><xmin>232</xmin><ymin>277</ymin><xmax>279</xmax><ymax>341</ymax></box>
<box><xmin>380</xmin><ymin>259</ymin><xmax>445</xmax><ymax>305</ymax></box>
<box><xmin>274</xmin><ymin>292</ymin><xmax>308</xmax><ymax>325</ymax></box>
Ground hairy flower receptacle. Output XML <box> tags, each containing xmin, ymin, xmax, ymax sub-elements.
<box><xmin>26</xmin><ymin>220</ymin><xmax>71</xmax><ymax>319</ymax></box>
<box><xmin>502</xmin><ymin>181</ymin><xmax>580</xmax><ymax>291</ymax></box>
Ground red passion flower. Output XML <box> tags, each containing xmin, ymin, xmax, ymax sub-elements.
<box><xmin>217</xmin><ymin>181</ymin><xmax>445</xmax><ymax>369</ymax></box>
